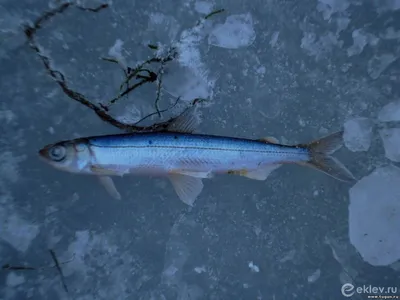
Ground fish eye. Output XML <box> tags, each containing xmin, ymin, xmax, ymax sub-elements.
<box><xmin>49</xmin><ymin>145</ymin><xmax>66</xmax><ymax>162</ymax></box>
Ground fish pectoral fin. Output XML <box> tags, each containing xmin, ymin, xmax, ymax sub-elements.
<box><xmin>258</xmin><ymin>136</ymin><xmax>279</xmax><ymax>144</ymax></box>
<box><xmin>243</xmin><ymin>164</ymin><xmax>282</xmax><ymax>180</ymax></box>
<box><xmin>166</xmin><ymin>105</ymin><xmax>201</xmax><ymax>134</ymax></box>
<box><xmin>98</xmin><ymin>176</ymin><xmax>121</xmax><ymax>200</ymax></box>
<box><xmin>169</xmin><ymin>169</ymin><xmax>213</xmax><ymax>179</ymax></box>
<box><xmin>90</xmin><ymin>165</ymin><xmax>127</xmax><ymax>176</ymax></box>
<box><xmin>167</xmin><ymin>173</ymin><xmax>204</xmax><ymax>206</ymax></box>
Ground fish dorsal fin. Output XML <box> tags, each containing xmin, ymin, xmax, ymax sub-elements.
<box><xmin>166</xmin><ymin>106</ymin><xmax>201</xmax><ymax>133</ymax></box>
<box><xmin>167</xmin><ymin>173</ymin><xmax>204</xmax><ymax>206</ymax></box>
<box><xmin>98</xmin><ymin>176</ymin><xmax>121</xmax><ymax>200</ymax></box>
<box><xmin>258</xmin><ymin>136</ymin><xmax>279</xmax><ymax>144</ymax></box>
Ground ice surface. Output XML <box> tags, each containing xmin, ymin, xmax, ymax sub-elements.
<box><xmin>349</xmin><ymin>165</ymin><xmax>400</xmax><ymax>266</ymax></box>
<box><xmin>300</xmin><ymin>31</ymin><xmax>343</xmax><ymax>60</ymax></box>
<box><xmin>307</xmin><ymin>269</ymin><xmax>321</xmax><ymax>283</ymax></box>
<box><xmin>316</xmin><ymin>0</ymin><xmax>350</xmax><ymax>20</ymax></box>
<box><xmin>0</xmin><ymin>207</ymin><xmax>40</xmax><ymax>253</ymax></box>
<box><xmin>194</xmin><ymin>1</ymin><xmax>214</xmax><ymax>14</ymax></box>
<box><xmin>343</xmin><ymin>117</ymin><xmax>373</xmax><ymax>152</ymax></box>
<box><xmin>208</xmin><ymin>13</ymin><xmax>256</xmax><ymax>49</ymax></box>
<box><xmin>378</xmin><ymin>100</ymin><xmax>400</xmax><ymax>122</ymax></box>
<box><xmin>367</xmin><ymin>54</ymin><xmax>397</xmax><ymax>79</ymax></box>
<box><xmin>380</xmin><ymin>27</ymin><xmax>400</xmax><ymax>40</ymax></box>
<box><xmin>6</xmin><ymin>273</ymin><xmax>25</xmax><ymax>287</ymax></box>
<box><xmin>162</xmin><ymin>62</ymin><xmax>213</xmax><ymax>101</ymax></box>
<box><xmin>379</xmin><ymin>128</ymin><xmax>400</xmax><ymax>162</ymax></box>
<box><xmin>248</xmin><ymin>261</ymin><xmax>260</xmax><ymax>273</ymax></box>
<box><xmin>347</xmin><ymin>29</ymin><xmax>379</xmax><ymax>57</ymax></box>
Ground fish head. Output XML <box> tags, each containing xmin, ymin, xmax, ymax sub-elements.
<box><xmin>38</xmin><ymin>139</ymin><xmax>91</xmax><ymax>173</ymax></box>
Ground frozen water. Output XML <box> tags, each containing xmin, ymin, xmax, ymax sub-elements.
<box><xmin>367</xmin><ymin>54</ymin><xmax>397</xmax><ymax>79</ymax></box>
<box><xmin>378</xmin><ymin>100</ymin><xmax>400</xmax><ymax>122</ymax></box>
<box><xmin>343</xmin><ymin>117</ymin><xmax>373</xmax><ymax>152</ymax></box>
<box><xmin>316</xmin><ymin>0</ymin><xmax>350</xmax><ymax>20</ymax></box>
<box><xmin>6</xmin><ymin>273</ymin><xmax>25</xmax><ymax>287</ymax></box>
<box><xmin>194</xmin><ymin>1</ymin><xmax>214</xmax><ymax>14</ymax></box>
<box><xmin>379</xmin><ymin>128</ymin><xmax>400</xmax><ymax>162</ymax></box>
<box><xmin>349</xmin><ymin>165</ymin><xmax>400</xmax><ymax>266</ymax></box>
<box><xmin>208</xmin><ymin>13</ymin><xmax>256</xmax><ymax>49</ymax></box>
<box><xmin>347</xmin><ymin>29</ymin><xmax>379</xmax><ymax>57</ymax></box>
<box><xmin>248</xmin><ymin>261</ymin><xmax>260</xmax><ymax>273</ymax></box>
<box><xmin>307</xmin><ymin>269</ymin><xmax>321</xmax><ymax>283</ymax></box>
<box><xmin>0</xmin><ymin>207</ymin><xmax>40</xmax><ymax>253</ymax></box>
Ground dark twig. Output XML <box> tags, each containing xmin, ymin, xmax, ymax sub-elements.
<box><xmin>1</xmin><ymin>254</ymin><xmax>75</xmax><ymax>271</ymax></box>
<box><xmin>22</xmin><ymin>2</ymin><xmax>188</xmax><ymax>132</ymax></box>
<box><xmin>49</xmin><ymin>249</ymin><xmax>69</xmax><ymax>295</ymax></box>
<box><xmin>204</xmin><ymin>8</ymin><xmax>225</xmax><ymax>20</ymax></box>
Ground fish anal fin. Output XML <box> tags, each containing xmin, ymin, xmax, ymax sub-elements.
<box><xmin>166</xmin><ymin>106</ymin><xmax>201</xmax><ymax>134</ymax></box>
<box><xmin>98</xmin><ymin>176</ymin><xmax>121</xmax><ymax>200</ymax></box>
<box><xmin>227</xmin><ymin>165</ymin><xmax>281</xmax><ymax>180</ymax></box>
<box><xmin>258</xmin><ymin>136</ymin><xmax>279</xmax><ymax>144</ymax></box>
<box><xmin>244</xmin><ymin>164</ymin><xmax>281</xmax><ymax>180</ymax></box>
<box><xmin>168</xmin><ymin>173</ymin><xmax>204</xmax><ymax>206</ymax></box>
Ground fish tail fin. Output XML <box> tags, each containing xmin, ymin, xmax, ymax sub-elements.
<box><xmin>299</xmin><ymin>131</ymin><xmax>356</xmax><ymax>182</ymax></box>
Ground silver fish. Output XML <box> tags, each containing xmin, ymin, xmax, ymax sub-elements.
<box><xmin>38</xmin><ymin>108</ymin><xmax>355</xmax><ymax>205</ymax></box>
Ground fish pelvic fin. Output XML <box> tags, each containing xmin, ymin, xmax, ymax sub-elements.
<box><xmin>299</xmin><ymin>130</ymin><xmax>356</xmax><ymax>182</ymax></box>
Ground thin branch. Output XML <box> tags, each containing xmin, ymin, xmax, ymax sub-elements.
<box><xmin>2</xmin><ymin>254</ymin><xmax>75</xmax><ymax>271</ymax></box>
<box><xmin>49</xmin><ymin>249</ymin><xmax>69</xmax><ymax>295</ymax></box>
<box><xmin>23</xmin><ymin>2</ymin><xmax>210</xmax><ymax>133</ymax></box>
<box><xmin>204</xmin><ymin>8</ymin><xmax>225</xmax><ymax>20</ymax></box>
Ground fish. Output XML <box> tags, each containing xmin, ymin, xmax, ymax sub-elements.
<box><xmin>38</xmin><ymin>107</ymin><xmax>355</xmax><ymax>206</ymax></box>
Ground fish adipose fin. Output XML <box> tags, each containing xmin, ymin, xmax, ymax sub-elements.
<box><xmin>168</xmin><ymin>173</ymin><xmax>204</xmax><ymax>206</ymax></box>
<box><xmin>299</xmin><ymin>130</ymin><xmax>355</xmax><ymax>182</ymax></box>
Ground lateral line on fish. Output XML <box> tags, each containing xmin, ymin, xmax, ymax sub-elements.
<box><xmin>89</xmin><ymin>144</ymin><xmax>303</xmax><ymax>155</ymax></box>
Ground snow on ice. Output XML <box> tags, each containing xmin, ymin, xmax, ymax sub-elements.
<box><xmin>378</xmin><ymin>100</ymin><xmax>400</xmax><ymax>122</ymax></box>
<box><xmin>343</xmin><ymin>117</ymin><xmax>373</xmax><ymax>152</ymax></box>
<box><xmin>208</xmin><ymin>13</ymin><xmax>256</xmax><ymax>49</ymax></box>
<box><xmin>349</xmin><ymin>165</ymin><xmax>400</xmax><ymax>266</ymax></box>
<box><xmin>379</xmin><ymin>128</ymin><xmax>400</xmax><ymax>162</ymax></box>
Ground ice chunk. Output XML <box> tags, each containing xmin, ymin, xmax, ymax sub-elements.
<box><xmin>347</xmin><ymin>29</ymin><xmax>378</xmax><ymax>56</ymax></box>
<box><xmin>162</xmin><ymin>62</ymin><xmax>213</xmax><ymax>101</ymax></box>
<box><xmin>6</xmin><ymin>272</ymin><xmax>25</xmax><ymax>287</ymax></box>
<box><xmin>343</xmin><ymin>117</ymin><xmax>373</xmax><ymax>152</ymax></box>
<box><xmin>378</xmin><ymin>100</ymin><xmax>400</xmax><ymax>122</ymax></box>
<box><xmin>0</xmin><ymin>210</ymin><xmax>40</xmax><ymax>253</ymax></box>
<box><xmin>367</xmin><ymin>54</ymin><xmax>397</xmax><ymax>80</ymax></box>
<box><xmin>307</xmin><ymin>269</ymin><xmax>321</xmax><ymax>283</ymax></box>
<box><xmin>349</xmin><ymin>165</ymin><xmax>400</xmax><ymax>266</ymax></box>
<box><xmin>248</xmin><ymin>261</ymin><xmax>260</xmax><ymax>273</ymax></box>
<box><xmin>317</xmin><ymin>0</ymin><xmax>350</xmax><ymax>20</ymax></box>
<box><xmin>194</xmin><ymin>1</ymin><xmax>213</xmax><ymax>14</ymax></box>
<box><xmin>208</xmin><ymin>13</ymin><xmax>256</xmax><ymax>49</ymax></box>
<box><xmin>379</xmin><ymin>128</ymin><xmax>400</xmax><ymax>162</ymax></box>
<box><xmin>108</xmin><ymin>39</ymin><xmax>126</xmax><ymax>68</ymax></box>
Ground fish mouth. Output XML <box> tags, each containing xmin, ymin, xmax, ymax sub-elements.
<box><xmin>38</xmin><ymin>144</ymin><xmax>53</xmax><ymax>161</ymax></box>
